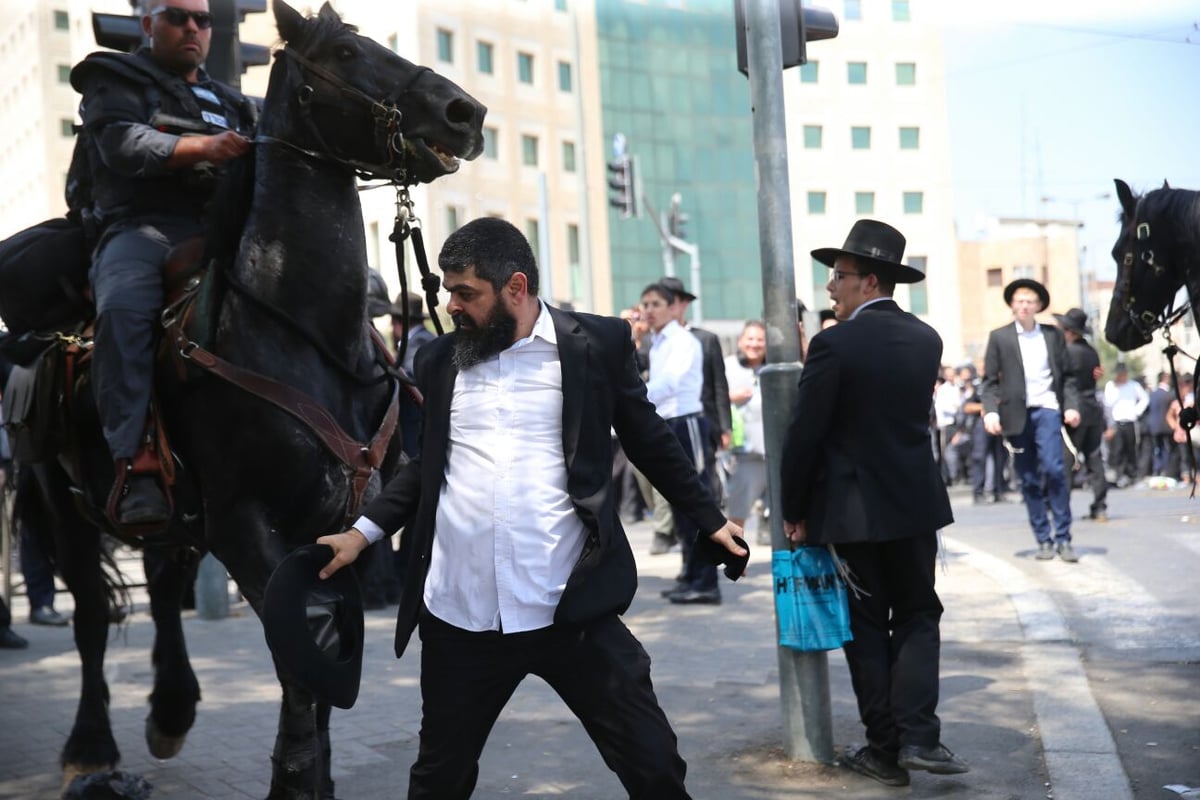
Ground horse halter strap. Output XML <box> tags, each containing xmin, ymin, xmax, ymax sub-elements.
<box><xmin>1120</xmin><ymin>198</ymin><xmax>1192</xmax><ymax>341</ymax></box>
<box><xmin>266</xmin><ymin>46</ymin><xmax>431</xmax><ymax>183</ymax></box>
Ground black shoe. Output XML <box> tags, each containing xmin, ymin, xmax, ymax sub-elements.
<box><xmin>1090</xmin><ymin>509</ymin><xmax>1109</xmax><ymax>522</ymax></box>
<box><xmin>0</xmin><ymin>628</ymin><xmax>28</xmax><ymax>649</ymax></box>
<box><xmin>840</xmin><ymin>746</ymin><xmax>910</xmax><ymax>787</ymax></box>
<box><xmin>898</xmin><ymin>743</ymin><xmax>970</xmax><ymax>775</ymax></box>
<box><xmin>973</xmin><ymin>493</ymin><xmax>986</xmax><ymax>505</ymax></box>
<box><xmin>668</xmin><ymin>589</ymin><xmax>721</xmax><ymax>605</ymax></box>
<box><xmin>117</xmin><ymin>476</ymin><xmax>170</xmax><ymax>525</ymax></box>
<box><xmin>1056</xmin><ymin>542</ymin><xmax>1079</xmax><ymax>563</ymax></box>
<box><xmin>659</xmin><ymin>581</ymin><xmax>688</xmax><ymax>599</ymax></box>
<box><xmin>29</xmin><ymin>606</ymin><xmax>69</xmax><ymax>627</ymax></box>
<box><xmin>1035</xmin><ymin>541</ymin><xmax>1055</xmax><ymax>560</ymax></box>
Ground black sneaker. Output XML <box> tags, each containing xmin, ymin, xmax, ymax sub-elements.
<box><xmin>1035</xmin><ymin>541</ymin><xmax>1055</xmax><ymax>560</ymax></box>
<box><xmin>898</xmin><ymin>743</ymin><xmax>970</xmax><ymax>775</ymax></box>
<box><xmin>840</xmin><ymin>745</ymin><xmax>910</xmax><ymax>787</ymax></box>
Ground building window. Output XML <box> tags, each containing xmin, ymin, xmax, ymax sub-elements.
<box><xmin>556</xmin><ymin>0</ymin><xmax>569</xmax><ymax>10</ymax></box>
<box><xmin>902</xmin><ymin>191</ymin><xmax>924</xmax><ymax>214</ymax></box>
<box><xmin>907</xmin><ymin>257</ymin><xmax>928</xmax><ymax>313</ymax></box>
<box><xmin>811</xmin><ymin>257</ymin><xmax>827</xmax><ymax>298</ymax></box>
<box><xmin>53</xmin><ymin>10</ymin><xmax>68</xmax><ymax>30</ymax></box>
<box><xmin>1013</xmin><ymin>264</ymin><xmax>1035</xmax><ymax>279</ymax></box>
<box><xmin>57</xmin><ymin>64</ymin><xmax>71</xmax><ymax>83</ymax></box>
<box><xmin>568</xmin><ymin>223</ymin><xmax>581</xmax><ymax>297</ymax></box>
<box><xmin>855</xmin><ymin>191</ymin><xmax>875</xmax><ymax>215</ymax></box>
<box><xmin>899</xmin><ymin>126</ymin><xmax>920</xmax><ymax>149</ymax></box>
<box><xmin>517</xmin><ymin>52</ymin><xmax>534</xmax><ymax>84</ymax></box>
<box><xmin>525</xmin><ymin>218</ymin><xmax>539</xmax><ymax>251</ymax></box>
<box><xmin>59</xmin><ymin>118</ymin><xmax>74</xmax><ymax>137</ymax></box>
<box><xmin>436</xmin><ymin>28</ymin><xmax>453</xmax><ymax>63</ymax></box>
<box><xmin>844</xmin><ymin>0</ymin><xmax>862</xmax><ymax>20</ymax></box>
<box><xmin>477</xmin><ymin>41</ymin><xmax>493</xmax><ymax>74</ymax></box>
<box><xmin>896</xmin><ymin>62</ymin><xmax>916</xmax><ymax>85</ymax></box>
<box><xmin>807</xmin><ymin>191</ymin><xmax>827</xmax><ymax>214</ymax></box>
<box><xmin>986</xmin><ymin>267</ymin><xmax>1003</xmax><ymax>287</ymax></box>
<box><xmin>483</xmin><ymin>125</ymin><xmax>498</xmax><ymax>159</ymax></box>
<box><xmin>445</xmin><ymin>206</ymin><xmax>461</xmax><ymax>234</ymax></box>
<box><xmin>557</xmin><ymin>61</ymin><xmax>572</xmax><ymax>92</ymax></box>
<box><xmin>800</xmin><ymin>61</ymin><xmax>819</xmax><ymax>83</ymax></box>
<box><xmin>562</xmin><ymin>140</ymin><xmax>576</xmax><ymax>173</ymax></box>
<box><xmin>892</xmin><ymin>0</ymin><xmax>911</xmax><ymax>21</ymax></box>
<box><xmin>803</xmin><ymin>125</ymin><xmax>822</xmax><ymax>149</ymax></box>
<box><xmin>847</xmin><ymin>62</ymin><xmax>867</xmax><ymax>84</ymax></box>
<box><xmin>521</xmin><ymin>134</ymin><xmax>539</xmax><ymax>166</ymax></box>
<box><xmin>851</xmin><ymin>126</ymin><xmax>871</xmax><ymax>150</ymax></box>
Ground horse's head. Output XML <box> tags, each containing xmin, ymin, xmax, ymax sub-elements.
<box><xmin>268</xmin><ymin>1</ymin><xmax>486</xmax><ymax>184</ymax></box>
<box><xmin>1105</xmin><ymin>178</ymin><xmax>1185</xmax><ymax>351</ymax></box>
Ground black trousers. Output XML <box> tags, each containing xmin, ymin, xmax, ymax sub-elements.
<box><xmin>409</xmin><ymin>611</ymin><xmax>690</xmax><ymax>800</ymax></box>
<box><xmin>837</xmin><ymin>535</ymin><xmax>943</xmax><ymax>758</ymax></box>
<box><xmin>1109</xmin><ymin>421</ymin><xmax>1138</xmax><ymax>480</ymax></box>
<box><xmin>1069</xmin><ymin>419</ymin><xmax>1108</xmax><ymax>514</ymax></box>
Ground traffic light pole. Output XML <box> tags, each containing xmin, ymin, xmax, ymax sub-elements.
<box><xmin>743</xmin><ymin>0</ymin><xmax>834</xmax><ymax>763</ymax></box>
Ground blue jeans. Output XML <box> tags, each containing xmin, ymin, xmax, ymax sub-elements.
<box><xmin>1009</xmin><ymin>407</ymin><xmax>1072</xmax><ymax>544</ymax></box>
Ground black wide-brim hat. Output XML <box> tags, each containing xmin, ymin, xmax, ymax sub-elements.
<box><xmin>1053</xmin><ymin>307</ymin><xmax>1091</xmax><ymax>335</ymax></box>
<box><xmin>659</xmin><ymin>275</ymin><xmax>697</xmax><ymax>302</ymax></box>
<box><xmin>263</xmin><ymin>544</ymin><xmax>364</xmax><ymax>709</ymax></box>
<box><xmin>1003</xmin><ymin>278</ymin><xmax>1050</xmax><ymax>311</ymax></box>
<box><xmin>811</xmin><ymin>219</ymin><xmax>925</xmax><ymax>284</ymax></box>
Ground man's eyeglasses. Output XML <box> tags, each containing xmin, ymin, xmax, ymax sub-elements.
<box><xmin>832</xmin><ymin>270</ymin><xmax>863</xmax><ymax>282</ymax></box>
<box><xmin>150</xmin><ymin>6</ymin><xmax>214</xmax><ymax>29</ymax></box>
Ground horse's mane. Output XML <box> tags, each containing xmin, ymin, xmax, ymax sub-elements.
<box><xmin>284</xmin><ymin>8</ymin><xmax>359</xmax><ymax>56</ymax></box>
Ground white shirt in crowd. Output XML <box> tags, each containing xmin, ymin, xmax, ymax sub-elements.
<box><xmin>1104</xmin><ymin>377</ymin><xmax>1149</xmax><ymax>423</ymax></box>
<box><xmin>645</xmin><ymin>319</ymin><xmax>703</xmax><ymax>420</ymax></box>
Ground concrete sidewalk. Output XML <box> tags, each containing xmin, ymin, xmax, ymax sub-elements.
<box><xmin>0</xmin><ymin>512</ymin><xmax>1115</xmax><ymax>799</ymax></box>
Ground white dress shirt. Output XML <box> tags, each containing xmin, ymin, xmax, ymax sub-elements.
<box><xmin>355</xmin><ymin>302</ymin><xmax>586</xmax><ymax>634</ymax></box>
<box><xmin>1104</xmin><ymin>378</ymin><xmax>1149</xmax><ymax>423</ymax></box>
<box><xmin>1016</xmin><ymin>322</ymin><xmax>1059</xmax><ymax>410</ymax></box>
<box><xmin>645</xmin><ymin>319</ymin><xmax>703</xmax><ymax>419</ymax></box>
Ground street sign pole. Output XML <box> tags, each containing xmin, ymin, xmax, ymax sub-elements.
<box><xmin>744</xmin><ymin>0</ymin><xmax>834</xmax><ymax>763</ymax></box>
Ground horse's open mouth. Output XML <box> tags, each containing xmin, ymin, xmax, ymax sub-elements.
<box><xmin>409</xmin><ymin>139</ymin><xmax>461</xmax><ymax>174</ymax></box>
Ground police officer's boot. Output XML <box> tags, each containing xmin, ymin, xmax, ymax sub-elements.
<box><xmin>114</xmin><ymin>459</ymin><xmax>169</xmax><ymax>526</ymax></box>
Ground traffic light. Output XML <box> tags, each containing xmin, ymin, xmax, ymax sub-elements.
<box><xmin>607</xmin><ymin>156</ymin><xmax>636</xmax><ymax>219</ymax></box>
<box><xmin>668</xmin><ymin>195</ymin><xmax>688</xmax><ymax>240</ymax></box>
<box><xmin>208</xmin><ymin>0</ymin><xmax>270</xmax><ymax>89</ymax></box>
<box><xmin>734</xmin><ymin>0</ymin><xmax>839</xmax><ymax>76</ymax></box>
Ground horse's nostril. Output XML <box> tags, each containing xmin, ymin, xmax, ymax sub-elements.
<box><xmin>445</xmin><ymin>98</ymin><xmax>478</xmax><ymax>126</ymax></box>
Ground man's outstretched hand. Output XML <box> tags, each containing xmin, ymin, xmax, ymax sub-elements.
<box><xmin>316</xmin><ymin>529</ymin><xmax>371</xmax><ymax>580</ymax></box>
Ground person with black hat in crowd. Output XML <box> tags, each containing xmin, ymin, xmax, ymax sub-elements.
<box><xmin>982</xmin><ymin>279</ymin><xmax>1081</xmax><ymax>562</ymax></box>
<box><xmin>1054</xmin><ymin>307</ymin><xmax>1109</xmax><ymax>521</ymax></box>
<box><xmin>781</xmin><ymin>219</ymin><xmax>967</xmax><ymax>787</ymax></box>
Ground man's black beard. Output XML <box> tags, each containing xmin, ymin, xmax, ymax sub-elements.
<box><xmin>451</xmin><ymin>301</ymin><xmax>519</xmax><ymax>370</ymax></box>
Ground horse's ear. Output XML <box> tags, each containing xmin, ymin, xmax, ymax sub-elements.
<box><xmin>274</xmin><ymin>0</ymin><xmax>305</xmax><ymax>45</ymax></box>
<box><xmin>1163</xmin><ymin>179</ymin><xmax>1171</xmax><ymax>189</ymax></box>
<box><xmin>1114</xmin><ymin>179</ymin><xmax>1136</xmax><ymax>217</ymax></box>
<box><xmin>317</xmin><ymin>3</ymin><xmax>343</xmax><ymax>24</ymax></box>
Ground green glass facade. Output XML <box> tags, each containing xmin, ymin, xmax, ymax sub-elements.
<box><xmin>596</xmin><ymin>0</ymin><xmax>760</xmax><ymax>321</ymax></box>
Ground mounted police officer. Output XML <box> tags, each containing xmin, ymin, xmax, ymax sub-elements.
<box><xmin>70</xmin><ymin>0</ymin><xmax>255</xmax><ymax>525</ymax></box>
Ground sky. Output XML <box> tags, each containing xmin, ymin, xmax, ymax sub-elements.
<box><xmin>933</xmin><ymin>0</ymin><xmax>1200</xmax><ymax>280</ymax></box>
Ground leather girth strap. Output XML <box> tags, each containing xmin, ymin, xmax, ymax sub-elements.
<box><xmin>167</xmin><ymin>319</ymin><xmax>399</xmax><ymax>523</ymax></box>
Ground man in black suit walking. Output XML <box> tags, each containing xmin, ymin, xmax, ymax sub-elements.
<box><xmin>1054</xmin><ymin>307</ymin><xmax>1107</xmax><ymax>522</ymax></box>
<box><xmin>981</xmin><ymin>279</ymin><xmax>1081</xmax><ymax>561</ymax></box>
<box><xmin>781</xmin><ymin>220</ymin><xmax>967</xmax><ymax>787</ymax></box>
<box><xmin>317</xmin><ymin>217</ymin><xmax>746</xmax><ymax>800</ymax></box>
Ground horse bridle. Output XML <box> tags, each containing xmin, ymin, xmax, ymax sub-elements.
<box><xmin>255</xmin><ymin>46</ymin><xmax>431</xmax><ymax>184</ymax></box>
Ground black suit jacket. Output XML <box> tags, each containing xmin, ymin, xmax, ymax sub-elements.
<box><xmin>780</xmin><ymin>300</ymin><xmax>953</xmax><ymax>543</ymax></box>
<box><xmin>1063</xmin><ymin>339</ymin><xmax>1103</xmax><ymax>427</ymax></box>
<box><xmin>980</xmin><ymin>322</ymin><xmax>1079</xmax><ymax>436</ymax></box>
<box><xmin>689</xmin><ymin>326</ymin><xmax>732</xmax><ymax>447</ymax></box>
<box><xmin>362</xmin><ymin>307</ymin><xmax>727</xmax><ymax>658</ymax></box>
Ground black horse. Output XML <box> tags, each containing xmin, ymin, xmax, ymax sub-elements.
<box><xmin>1105</xmin><ymin>178</ymin><xmax>1200</xmax><ymax>351</ymax></box>
<box><xmin>24</xmin><ymin>2</ymin><xmax>484</xmax><ymax>797</ymax></box>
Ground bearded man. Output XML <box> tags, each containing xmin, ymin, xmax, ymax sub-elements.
<box><xmin>315</xmin><ymin>217</ymin><xmax>747</xmax><ymax>799</ymax></box>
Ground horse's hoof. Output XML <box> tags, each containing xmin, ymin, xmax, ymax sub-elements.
<box><xmin>60</xmin><ymin>763</ymin><xmax>113</xmax><ymax>797</ymax></box>
<box><xmin>145</xmin><ymin>716</ymin><xmax>187</xmax><ymax>760</ymax></box>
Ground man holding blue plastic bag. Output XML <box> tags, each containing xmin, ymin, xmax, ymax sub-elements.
<box><xmin>780</xmin><ymin>220</ymin><xmax>968</xmax><ymax>787</ymax></box>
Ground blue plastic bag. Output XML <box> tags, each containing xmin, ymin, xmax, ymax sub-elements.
<box><xmin>772</xmin><ymin>545</ymin><xmax>853</xmax><ymax>651</ymax></box>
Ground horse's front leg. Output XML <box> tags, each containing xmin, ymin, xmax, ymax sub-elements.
<box><xmin>143</xmin><ymin>543</ymin><xmax>202</xmax><ymax>759</ymax></box>
<box><xmin>266</xmin><ymin>681</ymin><xmax>329</xmax><ymax>800</ymax></box>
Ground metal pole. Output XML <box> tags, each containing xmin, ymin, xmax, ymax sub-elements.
<box><xmin>745</xmin><ymin>0</ymin><xmax>834</xmax><ymax>763</ymax></box>
<box><xmin>537</xmin><ymin>171</ymin><xmax>553</xmax><ymax>302</ymax></box>
<box><xmin>689</xmin><ymin>242</ymin><xmax>703</xmax><ymax>325</ymax></box>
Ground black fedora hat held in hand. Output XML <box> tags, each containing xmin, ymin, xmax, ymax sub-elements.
<box><xmin>263</xmin><ymin>544</ymin><xmax>365</xmax><ymax>709</ymax></box>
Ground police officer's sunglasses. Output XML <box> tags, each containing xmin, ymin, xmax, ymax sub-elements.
<box><xmin>150</xmin><ymin>6</ymin><xmax>214</xmax><ymax>29</ymax></box>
